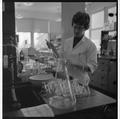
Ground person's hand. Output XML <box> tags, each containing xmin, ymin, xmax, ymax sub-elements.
<box><xmin>46</xmin><ymin>40</ymin><xmax>54</xmax><ymax>49</ymax></box>
<box><xmin>46</xmin><ymin>40</ymin><xmax>59</xmax><ymax>58</ymax></box>
<box><xmin>65</xmin><ymin>59</ymin><xmax>73</xmax><ymax>68</ymax></box>
<box><xmin>76</xmin><ymin>78</ymin><xmax>90</xmax><ymax>86</ymax></box>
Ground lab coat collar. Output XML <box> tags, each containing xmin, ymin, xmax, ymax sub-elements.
<box><xmin>72</xmin><ymin>36</ymin><xmax>86</xmax><ymax>49</ymax></box>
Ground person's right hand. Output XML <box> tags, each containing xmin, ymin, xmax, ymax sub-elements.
<box><xmin>46</xmin><ymin>40</ymin><xmax>54</xmax><ymax>49</ymax></box>
<box><xmin>46</xmin><ymin>40</ymin><xmax>59</xmax><ymax>58</ymax></box>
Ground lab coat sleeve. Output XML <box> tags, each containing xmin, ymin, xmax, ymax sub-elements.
<box><xmin>86</xmin><ymin>43</ymin><xmax>98</xmax><ymax>74</ymax></box>
<box><xmin>58</xmin><ymin>39</ymin><xmax>68</xmax><ymax>58</ymax></box>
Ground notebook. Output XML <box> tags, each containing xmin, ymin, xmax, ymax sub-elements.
<box><xmin>20</xmin><ymin>104</ymin><xmax>54</xmax><ymax>117</ymax></box>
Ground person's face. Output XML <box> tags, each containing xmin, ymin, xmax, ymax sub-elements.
<box><xmin>72</xmin><ymin>23</ymin><xmax>85</xmax><ymax>38</ymax></box>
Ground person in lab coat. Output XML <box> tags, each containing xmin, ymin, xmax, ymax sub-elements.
<box><xmin>47</xmin><ymin>11</ymin><xmax>97</xmax><ymax>87</ymax></box>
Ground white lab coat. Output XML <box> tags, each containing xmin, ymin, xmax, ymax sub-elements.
<box><xmin>63</xmin><ymin>36</ymin><xmax>97</xmax><ymax>86</ymax></box>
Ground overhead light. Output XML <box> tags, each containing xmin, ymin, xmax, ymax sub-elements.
<box><xmin>85</xmin><ymin>2</ymin><xmax>92</xmax><ymax>5</ymax></box>
<box><xmin>56</xmin><ymin>5</ymin><xmax>61</xmax><ymax>13</ymax></box>
<box><xmin>56</xmin><ymin>18</ymin><xmax>61</xmax><ymax>22</ymax></box>
<box><xmin>2</xmin><ymin>2</ymin><xmax>5</xmax><ymax>12</ymax></box>
<box><xmin>16</xmin><ymin>14</ymin><xmax>23</xmax><ymax>19</ymax></box>
<box><xmin>23</xmin><ymin>2</ymin><xmax>34</xmax><ymax>6</ymax></box>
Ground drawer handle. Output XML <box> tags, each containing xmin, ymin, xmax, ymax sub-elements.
<box><xmin>101</xmin><ymin>83</ymin><xmax>105</xmax><ymax>86</ymax></box>
<box><xmin>101</xmin><ymin>76</ymin><xmax>104</xmax><ymax>79</ymax></box>
<box><xmin>113</xmin><ymin>81</ymin><xmax>117</xmax><ymax>85</ymax></box>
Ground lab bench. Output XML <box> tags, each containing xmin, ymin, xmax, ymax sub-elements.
<box><xmin>4</xmin><ymin>87</ymin><xmax>116</xmax><ymax>118</ymax></box>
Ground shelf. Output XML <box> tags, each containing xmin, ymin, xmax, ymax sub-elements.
<box><xmin>104</xmin><ymin>30</ymin><xmax>116</xmax><ymax>32</ymax></box>
<box><xmin>109</xmin><ymin>40</ymin><xmax>116</xmax><ymax>42</ymax></box>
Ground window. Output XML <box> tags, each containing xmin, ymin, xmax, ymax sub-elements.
<box><xmin>85</xmin><ymin>29</ymin><xmax>90</xmax><ymax>39</ymax></box>
<box><xmin>34</xmin><ymin>33</ymin><xmax>49</xmax><ymax>51</ymax></box>
<box><xmin>90</xmin><ymin>10</ymin><xmax>104</xmax><ymax>53</ymax></box>
<box><xmin>16</xmin><ymin>32</ymin><xmax>31</xmax><ymax>52</ymax></box>
<box><xmin>91</xmin><ymin>28</ymin><xmax>103</xmax><ymax>53</ymax></box>
<box><xmin>91</xmin><ymin>11</ymin><xmax>104</xmax><ymax>29</ymax></box>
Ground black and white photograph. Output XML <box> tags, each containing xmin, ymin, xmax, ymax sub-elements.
<box><xmin>2</xmin><ymin>1</ymin><xmax>118</xmax><ymax>118</ymax></box>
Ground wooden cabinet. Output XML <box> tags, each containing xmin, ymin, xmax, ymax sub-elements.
<box><xmin>89</xmin><ymin>58</ymin><xmax>117</xmax><ymax>97</ymax></box>
<box><xmin>90</xmin><ymin>58</ymin><xmax>108</xmax><ymax>88</ymax></box>
<box><xmin>108</xmin><ymin>60</ymin><xmax>117</xmax><ymax>95</ymax></box>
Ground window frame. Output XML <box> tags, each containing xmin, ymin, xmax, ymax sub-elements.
<box><xmin>16</xmin><ymin>32</ymin><xmax>31</xmax><ymax>52</ymax></box>
<box><xmin>33</xmin><ymin>32</ymin><xmax>50</xmax><ymax>51</ymax></box>
<box><xmin>88</xmin><ymin>4</ymin><xmax>116</xmax><ymax>53</ymax></box>
<box><xmin>91</xmin><ymin>10</ymin><xmax>105</xmax><ymax>29</ymax></box>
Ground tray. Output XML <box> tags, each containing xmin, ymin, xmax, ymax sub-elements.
<box><xmin>29</xmin><ymin>74</ymin><xmax>54</xmax><ymax>85</ymax></box>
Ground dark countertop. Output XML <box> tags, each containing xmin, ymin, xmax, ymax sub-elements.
<box><xmin>4</xmin><ymin>88</ymin><xmax>116</xmax><ymax>117</ymax></box>
<box><xmin>42</xmin><ymin>88</ymin><xmax>116</xmax><ymax>116</ymax></box>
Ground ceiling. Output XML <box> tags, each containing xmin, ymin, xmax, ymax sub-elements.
<box><xmin>15</xmin><ymin>2</ymin><xmax>61</xmax><ymax>21</ymax></box>
<box><xmin>15</xmin><ymin>2</ymin><xmax>93</xmax><ymax>21</ymax></box>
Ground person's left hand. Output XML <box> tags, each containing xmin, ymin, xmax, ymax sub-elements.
<box><xmin>65</xmin><ymin>59</ymin><xmax>74</xmax><ymax>68</ymax></box>
<box><xmin>76</xmin><ymin>78</ymin><xmax>90</xmax><ymax>86</ymax></box>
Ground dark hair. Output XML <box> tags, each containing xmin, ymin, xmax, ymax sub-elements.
<box><xmin>72</xmin><ymin>11</ymin><xmax>90</xmax><ymax>30</ymax></box>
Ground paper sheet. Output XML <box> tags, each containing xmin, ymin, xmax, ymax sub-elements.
<box><xmin>20</xmin><ymin>104</ymin><xmax>54</xmax><ymax>117</ymax></box>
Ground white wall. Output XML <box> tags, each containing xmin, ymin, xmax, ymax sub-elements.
<box><xmin>16</xmin><ymin>18</ymin><xmax>61</xmax><ymax>34</ymax></box>
<box><xmin>50</xmin><ymin>21</ymin><xmax>62</xmax><ymax>34</ymax></box>
<box><xmin>16</xmin><ymin>19</ymin><xmax>33</xmax><ymax>32</ymax></box>
<box><xmin>86</xmin><ymin>2</ymin><xmax>116</xmax><ymax>14</ymax></box>
<box><xmin>33</xmin><ymin>19</ymin><xmax>48</xmax><ymax>33</ymax></box>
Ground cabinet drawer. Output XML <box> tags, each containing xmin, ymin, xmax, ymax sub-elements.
<box><xmin>90</xmin><ymin>79</ymin><xmax>96</xmax><ymax>86</ymax></box>
<box><xmin>97</xmin><ymin>68</ymin><xmax>108</xmax><ymax>73</ymax></box>
<box><xmin>98</xmin><ymin>59</ymin><xmax>108</xmax><ymax>63</ymax></box>
<box><xmin>90</xmin><ymin>70</ymin><xmax>107</xmax><ymax>78</ymax></box>
<box><xmin>90</xmin><ymin>71</ymin><xmax>108</xmax><ymax>89</ymax></box>
<box><xmin>108</xmin><ymin>75</ymin><xmax>117</xmax><ymax>94</ymax></box>
<box><xmin>98</xmin><ymin>63</ymin><xmax>108</xmax><ymax>70</ymax></box>
<box><xmin>99</xmin><ymin>82</ymin><xmax>107</xmax><ymax>90</ymax></box>
<box><xmin>98</xmin><ymin>59</ymin><xmax>109</xmax><ymax>67</ymax></box>
<box><xmin>90</xmin><ymin>79</ymin><xmax>101</xmax><ymax>87</ymax></box>
<box><xmin>108</xmin><ymin>81</ymin><xmax>117</xmax><ymax>94</ymax></box>
<box><xmin>108</xmin><ymin>61</ymin><xmax>117</xmax><ymax>94</ymax></box>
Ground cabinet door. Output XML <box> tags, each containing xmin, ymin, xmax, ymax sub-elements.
<box><xmin>89</xmin><ymin>70</ymin><xmax>100</xmax><ymax>87</ymax></box>
<box><xmin>108</xmin><ymin>61</ymin><xmax>117</xmax><ymax>95</ymax></box>
<box><xmin>89</xmin><ymin>59</ymin><xmax>109</xmax><ymax>90</ymax></box>
<box><xmin>98</xmin><ymin>59</ymin><xmax>109</xmax><ymax>69</ymax></box>
<box><xmin>98</xmin><ymin>71</ymin><xmax>108</xmax><ymax>91</ymax></box>
<box><xmin>89</xmin><ymin>70</ymin><xmax>106</xmax><ymax>88</ymax></box>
